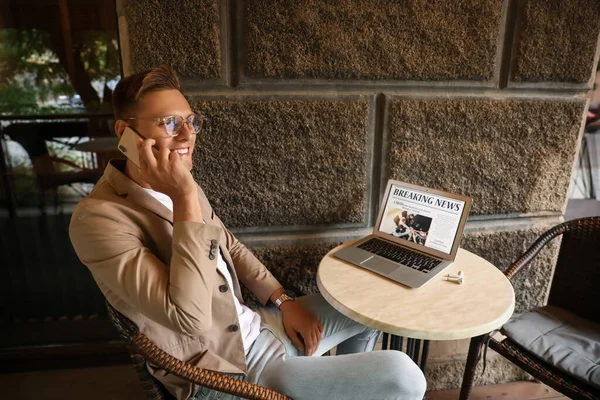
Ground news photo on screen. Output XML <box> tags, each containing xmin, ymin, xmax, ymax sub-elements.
<box><xmin>378</xmin><ymin>185</ymin><xmax>466</xmax><ymax>255</ymax></box>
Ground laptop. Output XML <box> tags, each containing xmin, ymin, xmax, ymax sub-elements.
<box><xmin>333</xmin><ymin>179</ymin><xmax>472</xmax><ymax>288</ymax></box>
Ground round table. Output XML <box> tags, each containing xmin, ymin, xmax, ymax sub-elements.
<box><xmin>317</xmin><ymin>241</ymin><xmax>515</xmax><ymax>399</ymax></box>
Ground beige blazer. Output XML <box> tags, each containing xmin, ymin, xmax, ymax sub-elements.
<box><xmin>69</xmin><ymin>160</ymin><xmax>282</xmax><ymax>399</ymax></box>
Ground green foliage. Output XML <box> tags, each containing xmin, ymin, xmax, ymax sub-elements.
<box><xmin>0</xmin><ymin>26</ymin><xmax>120</xmax><ymax>205</ymax></box>
<box><xmin>0</xmin><ymin>82</ymin><xmax>39</xmax><ymax>115</ymax></box>
<box><xmin>0</xmin><ymin>81</ymin><xmax>80</xmax><ymax>115</ymax></box>
<box><xmin>78</xmin><ymin>31</ymin><xmax>121</xmax><ymax>82</ymax></box>
<box><xmin>0</xmin><ymin>28</ymin><xmax>120</xmax><ymax>115</ymax></box>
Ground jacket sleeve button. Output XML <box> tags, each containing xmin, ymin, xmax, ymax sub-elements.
<box><xmin>219</xmin><ymin>285</ymin><xmax>228</xmax><ymax>293</ymax></box>
<box><xmin>230</xmin><ymin>324</ymin><xmax>239</xmax><ymax>332</ymax></box>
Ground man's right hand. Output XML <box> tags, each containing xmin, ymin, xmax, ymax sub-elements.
<box><xmin>137</xmin><ymin>138</ymin><xmax>202</xmax><ymax>222</ymax></box>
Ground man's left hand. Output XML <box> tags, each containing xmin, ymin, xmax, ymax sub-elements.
<box><xmin>280</xmin><ymin>301</ymin><xmax>324</xmax><ymax>356</ymax></box>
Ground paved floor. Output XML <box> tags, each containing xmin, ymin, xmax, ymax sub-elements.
<box><xmin>427</xmin><ymin>381</ymin><xmax>567</xmax><ymax>400</ymax></box>
<box><xmin>0</xmin><ymin>364</ymin><xmax>566</xmax><ymax>400</ymax></box>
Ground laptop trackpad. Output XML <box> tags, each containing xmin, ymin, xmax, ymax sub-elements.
<box><xmin>363</xmin><ymin>257</ymin><xmax>398</xmax><ymax>276</ymax></box>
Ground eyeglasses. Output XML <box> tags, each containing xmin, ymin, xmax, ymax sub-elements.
<box><xmin>126</xmin><ymin>113</ymin><xmax>204</xmax><ymax>137</ymax></box>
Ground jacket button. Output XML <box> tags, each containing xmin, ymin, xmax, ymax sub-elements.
<box><xmin>209</xmin><ymin>254</ymin><xmax>215</xmax><ymax>260</ymax></box>
<box><xmin>219</xmin><ymin>285</ymin><xmax>228</xmax><ymax>293</ymax></box>
<box><xmin>211</xmin><ymin>239</ymin><xmax>218</xmax><ymax>246</ymax></box>
<box><xmin>230</xmin><ymin>324</ymin><xmax>239</xmax><ymax>332</ymax></box>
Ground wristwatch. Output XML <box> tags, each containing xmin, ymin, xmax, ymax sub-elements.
<box><xmin>274</xmin><ymin>290</ymin><xmax>296</xmax><ymax>309</ymax></box>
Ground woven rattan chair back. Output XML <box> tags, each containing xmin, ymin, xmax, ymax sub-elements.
<box><xmin>547</xmin><ymin>217</ymin><xmax>600</xmax><ymax>324</ymax></box>
<box><xmin>106</xmin><ymin>302</ymin><xmax>175</xmax><ymax>400</ymax></box>
<box><xmin>105</xmin><ymin>301</ymin><xmax>292</xmax><ymax>400</ymax></box>
<box><xmin>460</xmin><ymin>217</ymin><xmax>600</xmax><ymax>400</ymax></box>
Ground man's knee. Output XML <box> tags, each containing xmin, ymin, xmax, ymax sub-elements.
<box><xmin>375</xmin><ymin>351</ymin><xmax>427</xmax><ymax>399</ymax></box>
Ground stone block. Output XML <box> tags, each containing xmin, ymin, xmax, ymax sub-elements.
<box><xmin>511</xmin><ymin>0</ymin><xmax>600</xmax><ymax>84</ymax></box>
<box><xmin>241</xmin><ymin>241</ymin><xmax>343</xmax><ymax>308</ymax></box>
<box><xmin>245</xmin><ymin>0</ymin><xmax>503</xmax><ymax>81</ymax></box>
<box><xmin>122</xmin><ymin>0</ymin><xmax>221</xmax><ymax>78</ymax></box>
<box><xmin>426</xmin><ymin>338</ymin><xmax>471</xmax><ymax>362</ymax></box>
<box><xmin>387</xmin><ymin>98</ymin><xmax>585</xmax><ymax>215</ymax></box>
<box><xmin>190</xmin><ymin>98</ymin><xmax>371</xmax><ymax>228</ymax></box>
<box><xmin>425</xmin><ymin>356</ymin><xmax>531</xmax><ymax>391</ymax></box>
<box><xmin>462</xmin><ymin>226</ymin><xmax>561</xmax><ymax>313</ymax></box>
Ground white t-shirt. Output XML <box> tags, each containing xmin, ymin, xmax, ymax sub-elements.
<box><xmin>144</xmin><ymin>188</ymin><xmax>261</xmax><ymax>353</ymax></box>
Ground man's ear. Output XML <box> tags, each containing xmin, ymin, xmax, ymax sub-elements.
<box><xmin>114</xmin><ymin>120</ymin><xmax>127</xmax><ymax>139</ymax></box>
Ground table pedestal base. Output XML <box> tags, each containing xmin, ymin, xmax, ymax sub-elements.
<box><xmin>382</xmin><ymin>333</ymin><xmax>488</xmax><ymax>400</ymax></box>
<box><xmin>381</xmin><ymin>333</ymin><xmax>430</xmax><ymax>372</ymax></box>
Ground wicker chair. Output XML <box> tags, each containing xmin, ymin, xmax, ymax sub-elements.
<box><xmin>105</xmin><ymin>301</ymin><xmax>291</xmax><ymax>400</ymax></box>
<box><xmin>460</xmin><ymin>217</ymin><xmax>600</xmax><ymax>400</ymax></box>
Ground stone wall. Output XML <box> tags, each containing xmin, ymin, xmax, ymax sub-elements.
<box><xmin>116</xmin><ymin>0</ymin><xmax>600</xmax><ymax>390</ymax></box>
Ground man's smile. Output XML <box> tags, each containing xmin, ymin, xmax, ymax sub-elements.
<box><xmin>172</xmin><ymin>146</ymin><xmax>191</xmax><ymax>156</ymax></box>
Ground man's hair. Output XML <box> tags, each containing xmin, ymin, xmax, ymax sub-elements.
<box><xmin>112</xmin><ymin>65</ymin><xmax>180</xmax><ymax>120</ymax></box>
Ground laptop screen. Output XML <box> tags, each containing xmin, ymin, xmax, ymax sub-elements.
<box><xmin>377</xmin><ymin>183</ymin><xmax>467</xmax><ymax>255</ymax></box>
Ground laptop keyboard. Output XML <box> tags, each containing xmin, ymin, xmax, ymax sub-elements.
<box><xmin>357</xmin><ymin>238</ymin><xmax>442</xmax><ymax>273</ymax></box>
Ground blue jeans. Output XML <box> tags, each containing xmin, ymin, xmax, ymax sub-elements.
<box><xmin>193</xmin><ymin>294</ymin><xmax>426</xmax><ymax>400</ymax></box>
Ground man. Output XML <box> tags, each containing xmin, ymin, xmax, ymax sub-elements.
<box><xmin>69</xmin><ymin>66</ymin><xmax>426</xmax><ymax>400</ymax></box>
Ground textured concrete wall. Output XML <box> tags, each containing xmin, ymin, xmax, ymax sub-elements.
<box><xmin>118</xmin><ymin>0</ymin><xmax>600</xmax><ymax>391</ymax></box>
<box><xmin>426</xmin><ymin>356</ymin><xmax>531</xmax><ymax>391</ymax></box>
<box><xmin>462</xmin><ymin>226</ymin><xmax>561</xmax><ymax>312</ymax></box>
<box><xmin>119</xmin><ymin>0</ymin><xmax>221</xmax><ymax>78</ymax></box>
<box><xmin>387</xmin><ymin>98</ymin><xmax>586</xmax><ymax>215</ymax></box>
<box><xmin>423</xmin><ymin>335</ymin><xmax>533</xmax><ymax>390</ymax></box>
<box><xmin>511</xmin><ymin>0</ymin><xmax>600</xmax><ymax>84</ymax></box>
<box><xmin>189</xmin><ymin>97</ymin><xmax>372</xmax><ymax>228</ymax></box>
<box><xmin>245</xmin><ymin>0</ymin><xmax>503</xmax><ymax>81</ymax></box>
<box><xmin>240</xmin><ymin>241</ymin><xmax>343</xmax><ymax>308</ymax></box>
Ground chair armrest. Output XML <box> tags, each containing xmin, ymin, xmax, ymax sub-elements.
<box><xmin>503</xmin><ymin>219</ymin><xmax>576</xmax><ymax>281</ymax></box>
<box><xmin>130</xmin><ymin>331</ymin><xmax>292</xmax><ymax>400</ymax></box>
<box><xmin>504</xmin><ymin>217</ymin><xmax>600</xmax><ymax>280</ymax></box>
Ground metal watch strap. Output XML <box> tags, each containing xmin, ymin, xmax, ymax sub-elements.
<box><xmin>274</xmin><ymin>293</ymin><xmax>294</xmax><ymax>309</ymax></box>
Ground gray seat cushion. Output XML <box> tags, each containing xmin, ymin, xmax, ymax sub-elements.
<box><xmin>501</xmin><ymin>305</ymin><xmax>600</xmax><ymax>389</ymax></box>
